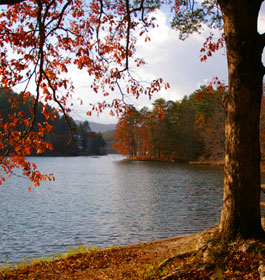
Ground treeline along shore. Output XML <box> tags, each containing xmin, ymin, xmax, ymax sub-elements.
<box><xmin>0</xmin><ymin>88</ymin><xmax>106</xmax><ymax>156</ymax></box>
<box><xmin>113</xmin><ymin>85</ymin><xmax>265</xmax><ymax>167</ymax></box>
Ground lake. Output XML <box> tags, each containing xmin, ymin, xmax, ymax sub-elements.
<box><xmin>0</xmin><ymin>155</ymin><xmax>224</xmax><ymax>264</ymax></box>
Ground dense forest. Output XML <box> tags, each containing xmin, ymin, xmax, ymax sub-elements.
<box><xmin>113</xmin><ymin>85</ymin><xmax>265</xmax><ymax>163</ymax></box>
<box><xmin>0</xmin><ymin>88</ymin><xmax>106</xmax><ymax>156</ymax></box>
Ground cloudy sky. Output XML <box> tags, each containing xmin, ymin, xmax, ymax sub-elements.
<box><xmin>55</xmin><ymin>3</ymin><xmax>265</xmax><ymax>124</ymax></box>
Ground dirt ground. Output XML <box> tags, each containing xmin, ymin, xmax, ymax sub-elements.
<box><xmin>0</xmin><ymin>228</ymin><xmax>215</xmax><ymax>280</ymax></box>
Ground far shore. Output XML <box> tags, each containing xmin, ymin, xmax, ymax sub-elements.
<box><xmin>189</xmin><ymin>160</ymin><xmax>224</xmax><ymax>166</ymax></box>
<box><xmin>123</xmin><ymin>155</ymin><xmax>224</xmax><ymax>165</ymax></box>
<box><xmin>123</xmin><ymin>156</ymin><xmax>265</xmax><ymax>173</ymax></box>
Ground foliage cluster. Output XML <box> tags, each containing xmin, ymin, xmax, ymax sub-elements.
<box><xmin>113</xmin><ymin>85</ymin><xmax>225</xmax><ymax>162</ymax></box>
<box><xmin>113</xmin><ymin>84</ymin><xmax>265</xmax><ymax>164</ymax></box>
<box><xmin>0</xmin><ymin>89</ymin><xmax>106</xmax><ymax>159</ymax></box>
<box><xmin>0</xmin><ymin>0</ymin><xmax>170</xmax><ymax>186</ymax></box>
<box><xmin>113</xmin><ymin>87</ymin><xmax>265</xmax><ymax>164</ymax></box>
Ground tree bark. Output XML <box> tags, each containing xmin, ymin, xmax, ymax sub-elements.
<box><xmin>217</xmin><ymin>0</ymin><xmax>265</xmax><ymax>240</ymax></box>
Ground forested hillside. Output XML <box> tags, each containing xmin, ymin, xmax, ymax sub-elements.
<box><xmin>0</xmin><ymin>89</ymin><xmax>106</xmax><ymax>156</ymax></box>
<box><xmin>102</xmin><ymin>130</ymin><xmax>118</xmax><ymax>154</ymax></box>
<box><xmin>114</xmin><ymin>85</ymin><xmax>264</xmax><ymax>163</ymax></box>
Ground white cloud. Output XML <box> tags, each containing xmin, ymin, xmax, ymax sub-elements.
<box><xmin>133</xmin><ymin>10</ymin><xmax>227</xmax><ymax>101</ymax></box>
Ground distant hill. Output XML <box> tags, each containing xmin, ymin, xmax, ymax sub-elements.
<box><xmin>89</xmin><ymin>122</ymin><xmax>116</xmax><ymax>133</ymax></box>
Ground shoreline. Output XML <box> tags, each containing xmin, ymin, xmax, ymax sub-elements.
<box><xmin>124</xmin><ymin>156</ymin><xmax>265</xmax><ymax>173</ymax></box>
<box><xmin>124</xmin><ymin>155</ymin><xmax>224</xmax><ymax>165</ymax></box>
<box><xmin>2</xmin><ymin>229</ymin><xmax>265</xmax><ymax>279</ymax></box>
<box><xmin>123</xmin><ymin>155</ymin><xmax>183</xmax><ymax>162</ymax></box>
<box><xmin>189</xmin><ymin>160</ymin><xmax>224</xmax><ymax>166</ymax></box>
<box><xmin>2</xmin><ymin>225</ymin><xmax>265</xmax><ymax>279</ymax></box>
<box><xmin>0</xmin><ymin>228</ymin><xmax>215</xmax><ymax>280</ymax></box>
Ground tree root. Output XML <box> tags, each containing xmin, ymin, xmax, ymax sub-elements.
<box><xmin>159</xmin><ymin>233</ymin><xmax>265</xmax><ymax>280</ymax></box>
<box><xmin>158</xmin><ymin>227</ymin><xmax>217</xmax><ymax>279</ymax></box>
<box><xmin>160</xmin><ymin>267</ymin><xmax>183</xmax><ymax>280</ymax></box>
<box><xmin>158</xmin><ymin>249</ymin><xmax>197</xmax><ymax>270</ymax></box>
<box><xmin>158</xmin><ymin>243</ymin><xmax>211</xmax><ymax>279</ymax></box>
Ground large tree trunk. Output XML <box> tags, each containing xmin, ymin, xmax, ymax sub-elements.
<box><xmin>218</xmin><ymin>0</ymin><xmax>265</xmax><ymax>240</ymax></box>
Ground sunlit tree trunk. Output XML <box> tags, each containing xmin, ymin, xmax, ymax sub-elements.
<box><xmin>218</xmin><ymin>0</ymin><xmax>265</xmax><ymax>239</ymax></box>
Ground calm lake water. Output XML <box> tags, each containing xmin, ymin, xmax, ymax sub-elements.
<box><xmin>0</xmin><ymin>155</ymin><xmax>225</xmax><ymax>264</ymax></box>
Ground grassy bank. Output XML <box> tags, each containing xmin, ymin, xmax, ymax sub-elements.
<box><xmin>0</xmin><ymin>232</ymin><xmax>200</xmax><ymax>280</ymax></box>
<box><xmin>1</xmin><ymin>227</ymin><xmax>265</xmax><ymax>279</ymax></box>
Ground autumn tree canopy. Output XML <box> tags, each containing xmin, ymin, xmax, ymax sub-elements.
<box><xmin>0</xmin><ymin>0</ymin><xmax>168</xmax><ymax>186</ymax></box>
<box><xmin>113</xmin><ymin>87</ymin><xmax>225</xmax><ymax>162</ymax></box>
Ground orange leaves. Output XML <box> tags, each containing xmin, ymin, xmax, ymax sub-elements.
<box><xmin>19</xmin><ymin>91</ymin><xmax>31</xmax><ymax>103</ymax></box>
<box><xmin>156</xmin><ymin>108</ymin><xmax>164</xmax><ymax>119</ymax></box>
<box><xmin>196</xmin><ymin>77</ymin><xmax>227</xmax><ymax>101</ymax></box>
<box><xmin>139</xmin><ymin>30</ymin><xmax>145</xmax><ymax>37</ymax></box>
<box><xmin>200</xmin><ymin>33</ymin><xmax>225</xmax><ymax>62</ymax></box>
<box><xmin>87</xmin><ymin>98</ymin><xmax>125</xmax><ymax>119</ymax></box>
<box><xmin>195</xmin><ymin>113</ymin><xmax>206</xmax><ymax>129</ymax></box>
<box><xmin>144</xmin><ymin>36</ymin><xmax>151</xmax><ymax>43</ymax></box>
<box><xmin>0</xmin><ymin>0</ymin><xmax>169</xmax><ymax>188</ymax></box>
<box><xmin>75</xmin><ymin>56</ymin><xmax>93</xmax><ymax>70</ymax></box>
<box><xmin>165</xmin><ymin>82</ymin><xmax>170</xmax><ymax>90</ymax></box>
<box><xmin>37</xmin><ymin>122</ymin><xmax>54</xmax><ymax>137</ymax></box>
<box><xmin>61</xmin><ymin>64</ymin><xmax>68</xmax><ymax>73</ymax></box>
<box><xmin>0</xmin><ymin>155</ymin><xmax>55</xmax><ymax>189</ymax></box>
<box><xmin>0</xmin><ymin>89</ymin><xmax>56</xmax><ymax>187</ymax></box>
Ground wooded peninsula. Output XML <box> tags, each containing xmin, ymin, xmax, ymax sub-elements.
<box><xmin>113</xmin><ymin>85</ymin><xmax>265</xmax><ymax>165</ymax></box>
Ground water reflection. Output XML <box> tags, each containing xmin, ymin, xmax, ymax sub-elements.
<box><xmin>0</xmin><ymin>155</ymin><xmax>224</xmax><ymax>264</ymax></box>
<box><xmin>111</xmin><ymin>160</ymin><xmax>223</xmax><ymax>241</ymax></box>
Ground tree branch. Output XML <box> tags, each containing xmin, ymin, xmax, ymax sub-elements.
<box><xmin>46</xmin><ymin>1</ymin><xmax>71</xmax><ymax>37</ymax></box>
<box><xmin>43</xmin><ymin>71</ymin><xmax>74</xmax><ymax>146</ymax></box>
<box><xmin>125</xmin><ymin>0</ymin><xmax>131</xmax><ymax>70</ymax></box>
